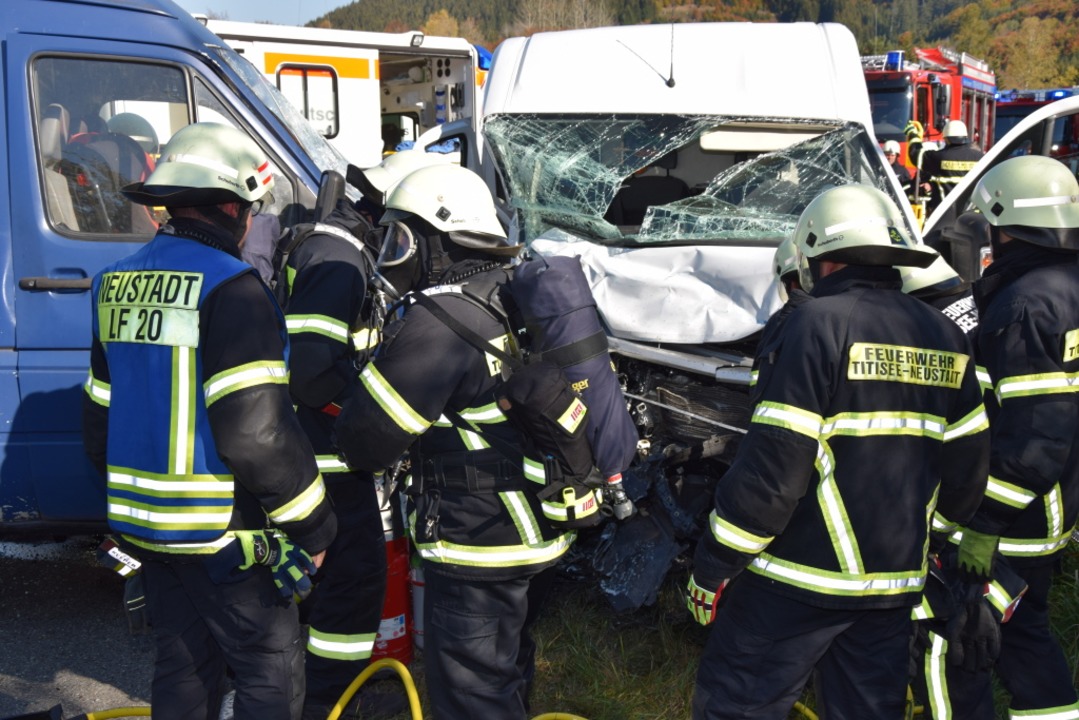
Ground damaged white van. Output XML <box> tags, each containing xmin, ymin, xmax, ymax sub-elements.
<box><xmin>424</xmin><ymin>22</ymin><xmax>919</xmax><ymax>610</ymax></box>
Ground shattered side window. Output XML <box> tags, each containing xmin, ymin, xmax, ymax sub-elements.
<box><xmin>483</xmin><ymin>114</ymin><xmax>901</xmax><ymax>247</ymax></box>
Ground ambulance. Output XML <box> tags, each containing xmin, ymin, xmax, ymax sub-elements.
<box><xmin>202</xmin><ymin>18</ymin><xmax>486</xmax><ymax>168</ymax></box>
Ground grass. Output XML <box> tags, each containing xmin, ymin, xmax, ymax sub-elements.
<box><xmin>380</xmin><ymin>545</ymin><xmax>1079</xmax><ymax>720</ymax></box>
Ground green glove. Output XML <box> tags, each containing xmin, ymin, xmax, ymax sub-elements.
<box><xmin>957</xmin><ymin>527</ymin><xmax>999</xmax><ymax>584</ymax></box>
<box><xmin>686</xmin><ymin>575</ymin><xmax>729</xmax><ymax>626</ymax></box>
<box><xmin>904</xmin><ymin>119</ymin><xmax>924</xmax><ymax>141</ymax></box>
<box><xmin>236</xmin><ymin>530</ymin><xmax>318</xmax><ymax>600</ymax></box>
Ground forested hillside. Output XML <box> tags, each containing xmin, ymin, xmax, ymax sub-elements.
<box><xmin>302</xmin><ymin>0</ymin><xmax>1079</xmax><ymax>90</ymax></box>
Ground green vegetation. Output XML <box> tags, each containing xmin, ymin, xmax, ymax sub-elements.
<box><xmin>295</xmin><ymin>0</ymin><xmax>1079</xmax><ymax>91</ymax></box>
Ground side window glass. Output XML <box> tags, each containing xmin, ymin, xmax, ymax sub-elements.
<box><xmin>277</xmin><ymin>65</ymin><xmax>340</xmax><ymax>139</ymax></box>
<box><xmin>34</xmin><ymin>57</ymin><xmax>188</xmax><ymax>239</ymax></box>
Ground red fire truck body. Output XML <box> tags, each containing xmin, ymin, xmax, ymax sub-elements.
<box><xmin>863</xmin><ymin>47</ymin><xmax>996</xmax><ymax>172</ymax></box>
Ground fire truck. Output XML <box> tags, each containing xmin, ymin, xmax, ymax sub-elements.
<box><xmin>863</xmin><ymin>47</ymin><xmax>996</xmax><ymax>171</ymax></box>
<box><xmin>995</xmin><ymin>87</ymin><xmax>1075</xmax><ymax>144</ymax></box>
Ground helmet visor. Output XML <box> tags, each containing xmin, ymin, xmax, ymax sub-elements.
<box><xmin>377</xmin><ymin>221</ymin><xmax>417</xmax><ymax>268</ymax></box>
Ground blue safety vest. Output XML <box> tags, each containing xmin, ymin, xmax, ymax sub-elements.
<box><xmin>88</xmin><ymin>231</ymin><xmax>288</xmax><ymax>551</ymax></box>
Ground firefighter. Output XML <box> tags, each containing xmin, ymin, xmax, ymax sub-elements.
<box><xmin>883</xmin><ymin>139</ymin><xmax>913</xmax><ymax>194</ymax></box>
<box><xmin>906</xmin><ymin>119</ymin><xmax>984</xmax><ymax>215</ymax></box>
<box><xmin>950</xmin><ymin>154</ymin><xmax>1079</xmax><ymax>718</ymax></box>
<box><xmin>279</xmin><ymin>198</ymin><xmax>406</xmax><ymax>719</ymax></box>
<box><xmin>332</xmin><ymin>164</ymin><xmax>576</xmax><ymax>720</ymax></box>
<box><xmin>749</xmin><ymin>236</ymin><xmax>812</xmax><ymax>406</ymax></box>
<box><xmin>687</xmin><ymin>184</ymin><xmax>990</xmax><ymax>719</ymax></box>
<box><xmin>82</xmin><ymin>122</ymin><xmax>337</xmax><ymax>720</ymax></box>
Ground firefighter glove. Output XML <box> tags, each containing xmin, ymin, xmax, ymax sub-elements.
<box><xmin>236</xmin><ymin>530</ymin><xmax>318</xmax><ymax>601</ymax></box>
<box><xmin>686</xmin><ymin>575</ymin><xmax>729</xmax><ymax>626</ymax></box>
<box><xmin>905</xmin><ymin>120</ymin><xmax>924</xmax><ymax>141</ymax></box>
<box><xmin>957</xmin><ymin>527</ymin><xmax>999</xmax><ymax>584</ymax></box>
<box><xmin>946</xmin><ymin>599</ymin><xmax>1001</xmax><ymax>673</ymax></box>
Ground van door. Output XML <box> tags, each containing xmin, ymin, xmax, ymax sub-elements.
<box><xmin>228</xmin><ymin>40</ymin><xmax>383</xmax><ymax>168</ymax></box>
<box><xmin>3</xmin><ymin>33</ymin><xmax>299</xmax><ymax>528</ymax></box>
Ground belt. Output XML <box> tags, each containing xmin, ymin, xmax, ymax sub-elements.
<box><xmin>420</xmin><ymin>449</ymin><xmax>531</xmax><ymax>493</ymax></box>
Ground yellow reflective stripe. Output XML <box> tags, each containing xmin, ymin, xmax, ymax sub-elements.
<box><xmin>124</xmin><ymin>533</ymin><xmax>237</xmax><ymax>555</ymax></box>
<box><xmin>502</xmin><ymin>491</ymin><xmax>542</xmax><ymax>545</ymax></box>
<box><xmin>84</xmin><ymin>372</ymin><xmax>112</xmax><ymax>407</ymax></box>
<box><xmin>203</xmin><ymin>360</ymin><xmax>288</xmax><ymax>406</ymax></box>
<box><xmin>911</xmin><ymin>597</ymin><xmax>931</xmax><ymax>620</ymax></box>
<box><xmin>316</xmin><ymin>454</ymin><xmax>350</xmax><ymax>474</ymax></box>
<box><xmin>708</xmin><ymin>511</ymin><xmax>774</xmax><ymax>554</ymax></box>
<box><xmin>523</xmin><ymin>457</ymin><xmax>546</xmax><ymax>485</ymax></box>
<box><xmin>976</xmin><ymin>365</ymin><xmax>993</xmax><ymax>394</ymax></box>
<box><xmin>749</xmin><ymin>552</ymin><xmax>925</xmax><ymax>596</ymax></box>
<box><xmin>267</xmin><ymin>474</ymin><xmax>327</xmax><ymax>524</ymax></box>
<box><xmin>286</xmin><ymin>314</ymin><xmax>349</xmax><ymax>343</ymax></box>
<box><xmin>457</xmin><ymin>427</ymin><xmax>490</xmax><ymax>451</ymax></box>
<box><xmin>925</xmin><ymin>631</ymin><xmax>952</xmax><ymax>720</ymax></box>
<box><xmin>360</xmin><ymin>363</ymin><xmax>429</xmax><ymax>435</ymax></box>
<box><xmin>815</xmin><ymin>442</ymin><xmax>863</xmax><ymax>574</ymax></box>
<box><xmin>931</xmin><ymin>511</ymin><xmax>958</xmax><ymax>534</ymax></box>
<box><xmin>985</xmin><ymin>475</ymin><xmax>1037</xmax><ymax>510</ymax></box>
<box><xmin>410</xmin><ymin>506</ymin><xmax>575</xmax><ymax>569</ymax></box>
<box><xmin>944</xmin><ymin>404</ymin><xmax>988</xmax><ymax>441</ymax></box>
<box><xmin>997</xmin><ymin>533</ymin><xmax>1071</xmax><ymax>557</ymax></box>
<box><xmin>307</xmin><ymin>629</ymin><xmax>375</xmax><ymax>661</ymax></box>
<box><xmin>752</xmin><ymin>401</ymin><xmax>823</xmax><ymax>439</ymax></box>
<box><xmin>986</xmin><ymin>579</ymin><xmax>1020</xmax><ymax>618</ymax></box>
<box><xmin>996</xmin><ymin>371</ymin><xmax>1079</xmax><ymax>401</ymax></box>
<box><xmin>822</xmin><ymin>411</ymin><xmax>945</xmax><ymax>439</ymax></box>
<box><xmin>352</xmin><ymin>327</ymin><xmax>378</xmax><ymax>351</ymax></box>
<box><xmin>459</xmin><ymin>402</ymin><xmax>506</xmax><ymax>424</ymax></box>
<box><xmin>541</xmin><ymin>486</ymin><xmax>599</xmax><ymax>522</ymax></box>
<box><xmin>749</xmin><ymin>370</ymin><xmax>759</xmax><ymax>387</ymax></box>
<box><xmin>1008</xmin><ymin>704</ymin><xmax>1079</xmax><ymax>719</ymax></box>
<box><xmin>172</xmin><ymin>346</ymin><xmax>197</xmax><ymax>475</ymax></box>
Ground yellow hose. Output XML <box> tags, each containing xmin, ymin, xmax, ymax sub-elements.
<box><xmin>792</xmin><ymin>701</ymin><xmax>819</xmax><ymax>720</ymax></box>
<box><xmin>326</xmin><ymin>657</ymin><xmax>423</xmax><ymax>720</ymax></box>
<box><xmin>84</xmin><ymin>708</ymin><xmax>151</xmax><ymax>719</ymax></box>
<box><xmin>532</xmin><ymin>715</ymin><xmax>589</xmax><ymax>720</ymax></box>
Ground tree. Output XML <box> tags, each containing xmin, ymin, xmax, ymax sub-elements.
<box><xmin>997</xmin><ymin>16</ymin><xmax>1061</xmax><ymax>88</ymax></box>
<box><xmin>424</xmin><ymin>9</ymin><xmax>460</xmax><ymax>37</ymax></box>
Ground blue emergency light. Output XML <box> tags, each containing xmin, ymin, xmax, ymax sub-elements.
<box><xmin>1050</xmin><ymin>90</ymin><xmax>1069</xmax><ymax>99</ymax></box>
<box><xmin>885</xmin><ymin>51</ymin><xmax>904</xmax><ymax>71</ymax></box>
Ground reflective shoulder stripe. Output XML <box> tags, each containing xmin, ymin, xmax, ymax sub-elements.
<box><xmin>997</xmin><ymin>371</ymin><xmax>1079</xmax><ymax>401</ymax></box>
<box><xmin>749</xmin><ymin>552</ymin><xmax>925</xmax><ymax>597</ymax></box>
<box><xmin>307</xmin><ymin>628</ymin><xmax>376</xmax><ymax>661</ymax></box>
<box><xmin>286</xmin><ymin>314</ymin><xmax>349</xmax><ymax>344</ymax></box>
<box><xmin>752</xmin><ymin>401</ymin><xmax>823</xmax><ymax>439</ymax></box>
<box><xmin>204</xmin><ymin>360</ymin><xmax>287</xmax><ymax>406</ymax></box>
<box><xmin>985</xmin><ymin>475</ymin><xmax>1038</xmax><ymax>510</ymax></box>
<box><xmin>360</xmin><ymin>363</ymin><xmax>430</xmax><ymax>435</ymax></box>
<box><xmin>822</xmin><ymin>411</ymin><xmax>945</xmax><ymax>440</ymax></box>
<box><xmin>267</xmin><ymin>474</ymin><xmax>327</xmax><ymax>524</ymax></box>
<box><xmin>708</xmin><ymin>510</ymin><xmax>773</xmax><ymax>554</ymax></box>
<box><xmin>85</xmin><ymin>372</ymin><xmax>112</xmax><ymax>407</ymax></box>
<box><xmin>944</xmin><ymin>404</ymin><xmax>988</xmax><ymax>441</ymax></box>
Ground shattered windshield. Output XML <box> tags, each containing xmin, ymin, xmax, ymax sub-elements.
<box><xmin>484</xmin><ymin>115</ymin><xmax>901</xmax><ymax>247</ymax></box>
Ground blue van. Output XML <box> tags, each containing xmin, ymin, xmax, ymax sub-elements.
<box><xmin>0</xmin><ymin>0</ymin><xmax>351</xmax><ymax>533</ymax></box>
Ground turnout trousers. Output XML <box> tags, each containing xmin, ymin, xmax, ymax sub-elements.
<box><xmin>300</xmin><ymin>474</ymin><xmax>387</xmax><ymax>706</ymax></box>
<box><xmin>693</xmin><ymin>576</ymin><xmax>912</xmax><ymax>720</ymax></box>
<box><xmin>423</xmin><ymin>564</ymin><xmax>556</xmax><ymax>720</ymax></box>
<box><xmin>924</xmin><ymin>563</ymin><xmax>1079</xmax><ymax>719</ymax></box>
<box><xmin>142</xmin><ymin>555</ymin><xmax>304</xmax><ymax>720</ymax></box>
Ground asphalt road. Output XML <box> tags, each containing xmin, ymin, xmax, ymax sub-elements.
<box><xmin>0</xmin><ymin>536</ymin><xmax>154</xmax><ymax>719</ymax></box>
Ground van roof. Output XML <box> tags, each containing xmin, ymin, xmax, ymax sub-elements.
<box><xmin>202</xmin><ymin>18</ymin><xmax>478</xmax><ymax>56</ymax></box>
<box><xmin>483</xmin><ymin>22</ymin><xmax>871</xmax><ymax>127</ymax></box>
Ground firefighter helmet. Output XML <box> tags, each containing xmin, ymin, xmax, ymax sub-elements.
<box><xmin>900</xmin><ymin>252</ymin><xmax>963</xmax><ymax>297</ymax></box>
<box><xmin>355</xmin><ymin>150</ymin><xmax>450</xmax><ymax>206</ymax></box>
<box><xmin>943</xmin><ymin>120</ymin><xmax>970</xmax><ymax>144</ymax></box>
<box><xmin>971</xmin><ymin>155</ymin><xmax>1079</xmax><ymax>249</ymax></box>
<box><xmin>122</xmin><ymin>122</ymin><xmax>274</xmax><ymax>208</ymax></box>
<box><xmin>883</xmin><ymin>140</ymin><xmax>901</xmax><ymax>155</ymax></box>
<box><xmin>773</xmin><ymin>236</ymin><xmax>799</xmax><ymax>283</ymax></box>
<box><xmin>380</xmin><ymin>164</ymin><xmax>516</xmax><ymax>254</ymax></box>
<box><xmin>793</xmin><ymin>184</ymin><xmax>934</xmax><ymax>291</ymax></box>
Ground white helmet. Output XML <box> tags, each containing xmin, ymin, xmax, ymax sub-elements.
<box><xmin>356</xmin><ymin>150</ymin><xmax>450</xmax><ymax>206</ymax></box>
<box><xmin>381</xmin><ymin>164</ymin><xmax>513</xmax><ymax>254</ymax></box>
<box><xmin>122</xmin><ymin>122</ymin><xmax>273</xmax><ymax>208</ymax></box>
<box><xmin>943</xmin><ymin>120</ymin><xmax>969</xmax><ymax>141</ymax></box>
<box><xmin>900</xmin><ymin>252</ymin><xmax>962</xmax><ymax>297</ymax></box>
<box><xmin>883</xmin><ymin>140</ymin><xmax>901</xmax><ymax>155</ymax></box>
<box><xmin>972</xmin><ymin>155</ymin><xmax>1079</xmax><ymax>249</ymax></box>
<box><xmin>793</xmin><ymin>184</ymin><xmax>934</xmax><ymax>291</ymax></box>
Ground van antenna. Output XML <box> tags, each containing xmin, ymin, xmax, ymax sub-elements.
<box><xmin>617</xmin><ymin>27</ymin><xmax>676</xmax><ymax>89</ymax></box>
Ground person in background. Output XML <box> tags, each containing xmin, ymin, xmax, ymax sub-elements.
<box><xmin>82</xmin><ymin>122</ymin><xmax>336</xmax><ymax>720</ymax></box>
<box><xmin>907</xmin><ymin>120</ymin><xmax>984</xmax><ymax>215</ymax></box>
<box><xmin>688</xmin><ymin>184</ymin><xmax>989</xmax><ymax>719</ymax></box>
<box><xmin>884</xmin><ymin>139</ymin><xmax>914</xmax><ymax>195</ymax></box>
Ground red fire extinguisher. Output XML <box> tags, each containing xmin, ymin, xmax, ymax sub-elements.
<box><xmin>373</xmin><ymin>471</ymin><xmax>412</xmax><ymax>665</ymax></box>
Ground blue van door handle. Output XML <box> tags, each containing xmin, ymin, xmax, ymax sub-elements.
<box><xmin>19</xmin><ymin>277</ymin><xmax>92</xmax><ymax>291</ymax></box>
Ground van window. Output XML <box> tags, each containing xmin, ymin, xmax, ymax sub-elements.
<box><xmin>34</xmin><ymin>57</ymin><xmax>189</xmax><ymax>238</ymax></box>
<box><xmin>276</xmin><ymin>65</ymin><xmax>340</xmax><ymax>139</ymax></box>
